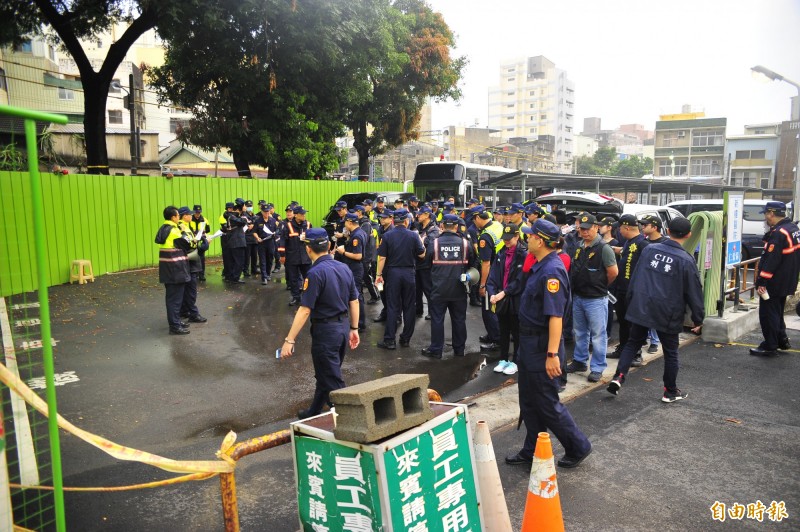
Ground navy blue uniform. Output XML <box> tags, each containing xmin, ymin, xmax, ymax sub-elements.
<box><xmin>280</xmin><ymin>219</ymin><xmax>313</xmax><ymax>300</ymax></box>
<box><xmin>756</xmin><ymin>218</ymin><xmax>800</xmax><ymax>351</ymax></box>
<box><xmin>343</xmin><ymin>227</ymin><xmax>367</xmax><ymax>329</ymax></box>
<box><xmin>426</xmin><ymin>232</ymin><xmax>473</xmax><ymax>356</ymax></box>
<box><xmin>300</xmin><ymin>255</ymin><xmax>359</xmax><ymax>415</ymax></box>
<box><xmin>478</xmin><ymin>222</ymin><xmax>501</xmax><ymax>343</ymax></box>
<box><xmin>253</xmin><ymin>213</ymin><xmax>277</xmax><ymax>281</ymax></box>
<box><xmin>377</xmin><ymin>225</ymin><xmax>425</xmax><ymax>344</ymax></box>
<box><xmin>187</xmin><ymin>214</ymin><xmax>208</xmax><ymax>280</ymax></box>
<box><xmin>613</xmin><ymin>233</ymin><xmax>649</xmax><ymax>352</ymax></box>
<box><xmin>616</xmin><ymin>239</ymin><xmax>705</xmax><ymax>392</ymax></box>
<box><xmin>415</xmin><ymin>220</ymin><xmax>440</xmax><ymax>315</ymax></box>
<box><xmin>516</xmin><ymin>252</ymin><xmax>591</xmax><ymax>461</ymax></box>
<box><xmin>223</xmin><ymin>211</ymin><xmax>247</xmax><ymax>281</ymax></box>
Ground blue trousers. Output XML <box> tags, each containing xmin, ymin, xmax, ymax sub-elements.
<box><xmin>164</xmin><ymin>282</ymin><xmax>186</xmax><ymax>329</ymax></box>
<box><xmin>257</xmin><ymin>240</ymin><xmax>275</xmax><ymax>281</ymax></box>
<box><xmin>350</xmin><ymin>265</ymin><xmax>365</xmax><ymax>329</ymax></box>
<box><xmin>286</xmin><ymin>263</ymin><xmax>310</xmax><ymax>299</ymax></box>
<box><xmin>759</xmin><ymin>294</ymin><xmax>787</xmax><ymax>351</ymax></box>
<box><xmin>180</xmin><ymin>272</ymin><xmax>200</xmax><ymax>318</ymax></box>
<box><xmin>383</xmin><ymin>268</ymin><xmax>416</xmax><ymax>343</ymax></box>
<box><xmin>308</xmin><ymin>320</ymin><xmax>348</xmax><ymax>415</ymax></box>
<box><xmin>428</xmin><ymin>297</ymin><xmax>467</xmax><ymax>355</ymax></box>
<box><xmin>517</xmin><ymin>333</ymin><xmax>591</xmax><ymax>460</ymax></box>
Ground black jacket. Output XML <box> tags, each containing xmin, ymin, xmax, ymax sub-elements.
<box><xmin>486</xmin><ymin>242</ymin><xmax>527</xmax><ymax>314</ymax></box>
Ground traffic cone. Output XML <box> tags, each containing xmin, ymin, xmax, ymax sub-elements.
<box><xmin>473</xmin><ymin>420</ymin><xmax>512</xmax><ymax>531</ymax></box>
<box><xmin>521</xmin><ymin>432</ymin><xmax>564</xmax><ymax>532</ymax></box>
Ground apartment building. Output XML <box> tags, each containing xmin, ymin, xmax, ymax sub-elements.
<box><xmin>653</xmin><ymin>111</ymin><xmax>727</xmax><ymax>181</ymax></box>
<box><xmin>725</xmin><ymin>123</ymin><xmax>780</xmax><ymax>190</ymax></box>
<box><xmin>488</xmin><ymin>56</ymin><xmax>574</xmax><ymax>172</ymax></box>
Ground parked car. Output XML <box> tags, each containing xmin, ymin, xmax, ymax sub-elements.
<box><xmin>321</xmin><ymin>191</ymin><xmax>415</xmax><ymax>234</ymax></box>
<box><xmin>535</xmin><ymin>191</ymin><xmax>684</xmax><ymax>229</ymax></box>
<box><xmin>666</xmin><ymin>199</ymin><xmax>775</xmax><ymax>259</ymax></box>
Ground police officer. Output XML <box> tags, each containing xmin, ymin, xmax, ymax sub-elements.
<box><xmin>408</xmin><ymin>195</ymin><xmax>420</xmax><ymax>216</ymax></box>
<box><xmin>608</xmin><ymin>214</ymin><xmax>649</xmax><ymax>364</ymax></box>
<box><xmin>421</xmin><ymin>214</ymin><xmax>473</xmax><ymax>359</ymax></box>
<box><xmin>506</xmin><ymin>219</ymin><xmax>592</xmax><ymax>468</ymax></box>
<box><xmin>608</xmin><ymin>217</ymin><xmax>704</xmax><ymax>402</ymax></box>
<box><xmin>331</xmin><ymin>200</ymin><xmax>349</xmax><ymax>255</ymax></box>
<box><xmin>415</xmin><ymin>205</ymin><xmax>440</xmax><ymax>319</ymax></box>
<box><xmin>223</xmin><ymin>200</ymin><xmax>248</xmax><ymax>283</ymax></box>
<box><xmin>177</xmin><ymin>206</ymin><xmax>208</xmax><ymax>325</ymax></box>
<box><xmin>372</xmin><ymin>209</ymin><xmax>395</xmax><ymax>323</ymax></box>
<box><xmin>640</xmin><ymin>214</ymin><xmax>667</xmax><ymax>243</ymax></box>
<box><xmin>524</xmin><ymin>203</ymin><xmax>546</xmax><ymax>227</ymax></box>
<box><xmin>219</xmin><ymin>202</ymin><xmax>235</xmax><ymax>279</ymax></box>
<box><xmin>280</xmin><ymin>228</ymin><xmax>360</xmax><ymax>418</ymax></box>
<box><xmin>751</xmin><ymin>201</ymin><xmax>800</xmax><ymax>356</ymax></box>
<box><xmin>188</xmin><ymin>205</ymin><xmax>208</xmax><ymax>281</ymax></box>
<box><xmin>253</xmin><ymin>203</ymin><xmax>278</xmax><ymax>285</ymax></box>
<box><xmin>279</xmin><ymin>205</ymin><xmax>313</xmax><ymax>305</ymax></box>
<box><xmin>155</xmin><ymin>206</ymin><xmax>192</xmax><ymax>335</ymax></box>
<box><xmin>335</xmin><ymin>212</ymin><xmax>367</xmax><ymax>331</ymax></box>
<box><xmin>243</xmin><ymin>200</ymin><xmax>259</xmax><ymax>277</ymax></box>
<box><xmin>376</xmin><ymin>208</ymin><xmax>425</xmax><ymax>350</ymax></box>
<box><xmin>355</xmin><ymin>205</ymin><xmax>380</xmax><ymax>304</ymax></box>
<box><xmin>363</xmin><ymin>198</ymin><xmax>377</xmax><ymax>226</ymax></box>
<box><xmin>472</xmin><ymin>207</ymin><xmax>504</xmax><ymax>350</ymax></box>
<box><xmin>374</xmin><ymin>197</ymin><xmax>387</xmax><ymax>217</ymax></box>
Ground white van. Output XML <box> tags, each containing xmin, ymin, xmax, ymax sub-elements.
<box><xmin>666</xmin><ymin>199</ymin><xmax>773</xmax><ymax>259</ymax></box>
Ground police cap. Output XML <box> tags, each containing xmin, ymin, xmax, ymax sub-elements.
<box><xmin>260</xmin><ymin>204</ymin><xmax>270</xmax><ymax>212</ymax></box>
<box><xmin>502</xmin><ymin>223</ymin><xmax>520</xmax><ymax>240</ymax></box>
<box><xmin>525</xmin><ymin>202</ymin><xmax>545</xmax><ymax>215</ymax></box>
<box><xmin>235</xmin><ymin>197</ymin><xmax>245</xmax><ymax>206</ymax></box>
<box><xmin>293</xmin><ymin>205</ymin><xmax>308</xmax><ymax>214</ymax></box>
<box><xmin>417</xmin><ymin>206</ymin><xmax>432</xmax><ymax>215</ymax></box>
<box><xmin>598</xmin><ymin>216</ymin><xmax>615</xmax><ymax>227</ymax></box>
<box><xmin>668</xmin><ymin>217</ymin><xmax>692</xmax><ymax>236</ymax></box>
<box><xmin>468</xmin><ymin>204</ymin><xmax>485</xmax><ymax>214</ymax></box>
<box><xmin>759</xmin><ymin>201</ymin><xmax>786</xmax><ymax>214</ymax></box>
<box><xmin>377</xmin><ymin>209</ymin><xmax>393</xmax><ymax>218</ymax></box>
<box><xmin>335</xmin><ymin>201</ymin><xmax>348</xmax><ymax>209</ymax></box>
<box><xmin>618</xmin><ymin>214</ymin><xmax>639</xmax><ymax>227</ymax></box>
<box><xmin>344</xmin><ymin>212</ymin><xmax>359</xmax><ymax>222</ymax></box>
<box><xmin>301</xmin><ymin>228</ymin><xmax>330</xmax><ymax>246</ymax></box>
<box><xmin>392</xmin><ymin>208</ymin><xmax>409</xmax><ymax>220</ymax></box>
<box><xmin>509</xmin><ymin>203</ymin><xmax>525</xmax><ymax>214</ymax></box>
<box><xmin>466</xmin><ymin>198</ymin><xmax>479</xmax><ymax>206</ymax></box>
<box><xmin>354</xmin><ymin>204</ymin><xmax>365</xmax><ymax>212</ymax></box>
<box><xmin>578</xmin><ymin>213</ymin><xmax>598</xmax><ymax>229</ymax></box>
<box><xmin>442</xmin><ymin>214</ymin><xmax>460</xmax><ymax>225</ymax></box>
<box><xmin>178</xmin><ymin>206</ymin><xmax>191</xmax><ymax>216</ymax></box>
<box><xmin>639</xmin><ymin>214</ymin><xmax>662</xmax><ymax>229</ymax></box>
<box><xmin>409</xmin><ymin>195</ymin><xmax>419</xmax><ymax>202</ymax></box>
<box><xmin>226</xmin><ymin>202</ymin><xmax>235</xmax><ymax>209</ymax></box>
<box><xmin>193</xmin><ymin>204</ymin><xmax>202</xmax><ymax>213</ymax></box>
<box><xmin>245</xmin><ymin>200</ymin><xmax>253</xmax><ymax>207</ymax></box>
<box><xmin>362</xmin><ymin>198</ymin><xmax>374</xmax><ymax>206</ymax></box>
<box><xmin>523</xmin><ymin>219</ymin><xmax>560</xmax><ymax>244</ymax></box>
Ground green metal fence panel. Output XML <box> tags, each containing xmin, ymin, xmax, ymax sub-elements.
<box><xmin>0</xmin><ymin>172</ymin><xmax>408</xmax><ymax>297</ymax></box>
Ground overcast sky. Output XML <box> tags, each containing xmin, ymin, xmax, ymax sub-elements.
<box><xmin>426</xmin><ymin>0</ymin><xmax>800</xmax><ymax>137</ymax></box>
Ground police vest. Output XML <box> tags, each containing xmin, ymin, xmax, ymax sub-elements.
<box><xmin>156</xmin><ymin>221</ymin><xmax>190</xmax><ymax>284</ymax></box>
<box><xmin>571</xmin><ymin>241</ymin><xmax>609</xmax><ymax>298</ymax></box>
<box><xmin>481</xmin><ymin>221</ymin><xmax>505</xmax><ymax>254</ymax></box>
<box><xmin>431</xmin><ymin>234</ymin><xmax>470</xmax><ymax>300</ymax></box>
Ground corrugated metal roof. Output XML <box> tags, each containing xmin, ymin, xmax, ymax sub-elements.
<box><xmin>48</xmin><ymin>124</ymin><xmax>159</xmax><ymax>135</ymax></box>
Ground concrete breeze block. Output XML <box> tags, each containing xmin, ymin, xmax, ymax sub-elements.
<box><xmin>331</xmin><ymin>374</ymin><xmax>434</xmax><ymax>443</ymax></box>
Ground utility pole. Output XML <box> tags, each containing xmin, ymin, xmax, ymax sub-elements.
<box><xmin>128</xmin><ymin>73</ymin><xmax>137</xmax><ymax>175</ymax></box>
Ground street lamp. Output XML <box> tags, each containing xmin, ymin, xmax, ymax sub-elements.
<box><xmin>110</xmin><ymin>73</ymin><xmax>138</xmax><ymax>175</ymax></box>
<box><xmin>751</xmin><ymin>65</ymin><xmax>800</xmax><ymax>216</ymax></box>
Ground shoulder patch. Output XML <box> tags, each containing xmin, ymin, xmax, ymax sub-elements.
<box><xmin>352</xmin><ymin>239</ymin><xmax>359</xmax><ymax>247</ymax></box>
<box><xmin>303</xmin><ymin>278</ymin><xmax>309</xmax><ymax>291</ymax></box>
<box><xmin>547</xmin><ymin>279</ymin><xmax>560</xmax><ymax>293</ymax></box>
<box><xmin>768</xmin><ymin>244</ymin><xmax>775</xmax><ymax>252</ymax></box>
<box><xmin>479</xmin><ymin>239</ymin><xmax>486</xmax><ymax>248</ymax></box>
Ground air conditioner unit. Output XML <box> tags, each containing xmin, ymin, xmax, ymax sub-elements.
<box><xmin>677</xmin><ymin>131</ymin><xmax>686</xmax><ymax>138</ymax></box>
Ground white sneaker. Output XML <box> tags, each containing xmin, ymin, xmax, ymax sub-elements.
<box><xmin>502</xmin><ymin>362</ymin><xmax>518</xmax><ymax>375</ymax></box>
<box><xmin>493</xmin><ymin>360</ymin><xmax>509</xmax><ymax>373</ymax></box>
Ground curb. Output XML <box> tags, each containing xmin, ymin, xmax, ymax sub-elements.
<box><xmin>461</xmin><ymin>333</ymin><xmax>702</xmax><ymax>433</ymax></box>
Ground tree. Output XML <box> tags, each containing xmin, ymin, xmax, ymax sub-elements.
<box><xmin>347</xmin><ymin>0</ymin><xmax>465</xmax><ymax>177</ymax></box>
<box><xmin>612</xmin><ymin>155</ymin><xmax>654</xmax><ymax>177</ymax></box>
<box><xmin>151</xmin><ymin>0</ymin><xmax>370</xmax><ymax>178</ymax></box>
<box><xmin>1</xmin><ymin>1</ymin><xmax>161</xmax><ymax>174</ymax></box>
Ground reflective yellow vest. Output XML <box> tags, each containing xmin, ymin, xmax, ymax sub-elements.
<box><xmin>481</xmin><ymin>221</ymin><xmax>505</xmax><ymax>254</ymax></box>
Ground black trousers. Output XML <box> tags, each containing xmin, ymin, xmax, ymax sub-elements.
<box><xmin>517</xmin><ymin>333</ymin><xmax>591</xmax><ymax>460</ymax></box>
<box><xmin>257</xmin><ymin>240</ymin><xmax>275</xmax><ymax>280</ymax></box>
<box><xmin>428</xmin><ymin>297</ymin><xmax>467</xmax><ymax>355</ymax></box>
<box><xmin>383</xmin><ymin>268</ymin><xmax>416</xmax><ymax>343</ymax></box>
<box><xmin>164</xmin><ymin>282</ymin><xmax>186</xmax><ymax>329</ymax></box>
<box><xmin>614</xmin><ymin>293</ymin><xmax>632</xmax><ymax>349</ymax></box>
<box><xmin>498</xmin><ymin>312</ymin><xmax>520</xmax><ymax>361</ymax></box>
<box><xmin>221</xmin><ymin>239</ymin><xmax>231</xmax><ymax>278</ymax></box>
<box><xmin>759</xmin><ymin>294</ymin><xmax>788</xmax><ymax>350</ymax></box>
<box><xmin>286</xmin><ymin>262</ymin><xmax>311</xmax><ymax>299</ymax></box>
<box><xmin>363</xmin><ymin>261</ymin><xmax>379</xmax><ymax>300</ymax></box>
<box><xmin>180</xmin><ymin>273</ymin><xmax>200</xmax><ymax>318</ymax></box>
<box><xmin>350</xmin><ymin>265</ymin><xmax>365</xmax><ymax>329</ymax></box>
<box><xmin>245</xmin><ymin>243</ymin><xmax>259</xmax><ymax>274</ymax></box>
<box><xmin>228</xmin><ymin>247</ymin><xmax>246</xmax><ymax>280</ymax></box>
<box><xmin>307</xmin><ymin>320</ymin><xmax>348</xmax><ymax>415</ymax></box>
<box><xmin>415</xmin><ymin>269</ymin><xmax>433</xmax><ymax>315</ymax></box>
<box><xmin>197</xmin><ymin>248</ymin><xmax>206</xmax><ymax>279</ymax></box>
<box><xmin>616</xmin><ymin>324</ymin><xmax>681</xmax><ymax>391</ymax></box>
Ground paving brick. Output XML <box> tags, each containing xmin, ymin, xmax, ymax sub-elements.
<box><xmin>331</xmin><ymin>374</ymin><xmax>434</xmax><ymax>443</ymax></box>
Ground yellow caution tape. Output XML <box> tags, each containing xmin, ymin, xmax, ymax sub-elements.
<box><xmin>0</xmin><ymin>362</ymin><xmax>235</xmax><ymax>474</ymax></box>
<box><xmin>9</xmin><ymin>472</ymin><xmax>217</xmax><ymax>492</ymax></box>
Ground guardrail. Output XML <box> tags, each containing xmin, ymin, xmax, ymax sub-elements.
<box><xmin>718</xmin><ymin>256</ymin><xmax>761</xmax><ymax>317</ymax></box>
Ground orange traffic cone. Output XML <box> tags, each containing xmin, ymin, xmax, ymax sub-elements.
<box><xmin>521</xmin><ymin>432</ymin><xmax>564</xmax><ymax>532</ymax></box>
<box><xmin>473</xmin><ymin>420</ymin><xmax>512</xmax><ymax>531</ymax></box>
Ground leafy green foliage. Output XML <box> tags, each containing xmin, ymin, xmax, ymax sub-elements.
<box><xmin>576</xmin><ymin>146</ymin><xmax>653</xmax><ymax>177</ymax></box>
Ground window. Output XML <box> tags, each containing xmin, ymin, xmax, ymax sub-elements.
<box><xmin>507</xmin><ymin>91</ymin><xmax>514</xmax><ymax>95</ymax></box>
<box><xmin>507</xmin><ymin>68</ymin><xmax>515</xmax><ymax>73</ymax></box>
<box><xmin>96</xmin><ymin>40</ymin><xmax>103</xmax><ymax>48</ymax></box>
<box><xmin>109</xmin><ymin>79</ymin><xmax>121</xmax><ymax>93</ymax></box>
<box><xmin>674</xmin><ymin>159</ymin><xmax>687</xmax><ymax>176</ymax></box>
<box><xmin>170</xmin><ymin>118</ymin><xmax>188</xmax><ymax>133</ymax></box>
<box><xmin>529</xmin><ymin>90</ymin><xmax>535</xmax><ymax>96</ymax></box>
<box><xmin>658</xmin><ymin>158</ymin><xmax>687</xmax><ymax>176</ymax></box>
<box><xmin>754</xmin><ymin>129</ymin><xmax>766</xmax><ymax>134</ymax></box>
<box><xmin>691</xmin><ymin>158</ymin><xmax>721</xmax><ymax>175</ymax></box>
<box><xmin>507</xmin><ymin>77</ymin><xmax>515</xmax><ymax>82</ymax></box>
<box><xmin>48</xmin><ymin>45</ymin><xmax>56</xmax><ymax>61</ymax></box>
<box><xmin>735</xmin><ymin>149</ymin><xmax>766</xmax><ymax>159</ymax></box>
<box><xmin>108</xmin><ymin>110</ymin><xmax>123</xmax><ymax>124</ymax></box>
<box><xmin>0</xmin><ymin>68</ymin><xmax>6</xmax><ymax>91</ymax></box>
<box><xmin>15</xmin><ymin>41</ymin><xmax>32</xmax><ymax>53</ymax></box>
<box><xmin>761</xmin><ymin>177</ymin><xmax>770</xmax><ymax>189</ymax></box>
<box><xmin>58</xmin><ymin>87</ymin><xmax>74</xmax><ymax>100</ymax></box>
<box><xmin>506</xmin><ymin>104</ymin><xmax>514</xmax><ymax>108</ymax></box>
<box><xmin>692</xmin><ymin>129</ymin><xmax>724</xmax><ymax>147</ymax></box>
<box><xmin>529</xmin><ymin>103</ymin><xmax>535</xmax><ymax>109</ymax></box>
<box><xmin>529</xmin><ymin>128</ymin><xmax>537</xmax><ymax>134</ymax></box>
<box><xmin>540</xmin><ymin>114</ymin><xmax>547</xmax><ymax>120</ymax></box>
<box><xmin>743</xmin><ymin>205</ymin><xmax>765</xmax><ymax>221</ymax></box>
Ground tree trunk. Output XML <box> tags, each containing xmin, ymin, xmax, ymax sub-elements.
<box><xmin>82</xmin><ymin>80</ymin><xmax>110</xmax><ymax>175</ymax></box>
<box><xmin>353</xmin><ymin>120</ymin><xmax>370</xmax><ymax>178</ymax></box>
<box><xmin>232</xmin><ymin>148</ymin><xmax>252</xmax><ymax>178</ymax></box>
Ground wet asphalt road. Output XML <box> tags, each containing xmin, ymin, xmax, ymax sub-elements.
<box><xmin>29</xmin><ymin>262</ymin><xmax>509</xmax><ymax>477</ymax></box>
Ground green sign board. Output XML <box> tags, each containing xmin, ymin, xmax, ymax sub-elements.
<box><xmin>292</xmin><ymin>404</ymin><xmax>483</xmax><ymax>531</ymax></box>
<box><xmin>382</xmin><ymin>411</ymin><xmax>481</xmax><ymax>531</ymax></box>
<box><xmin>295</xmin><ymin>436</ymin><xmax>383</xmax><ymax>531</ymax></box>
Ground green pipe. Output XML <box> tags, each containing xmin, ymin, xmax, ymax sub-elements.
<box><xmin>20</xmin><ymin>108</ymin><xmax>67</xmax><ymax>531</ymax></box>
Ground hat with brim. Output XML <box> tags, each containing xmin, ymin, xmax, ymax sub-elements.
<box><xmin>301</xmin><ymin>228</ymin><xmax>330</xmax><ymax>246</ymax></box>
<box><xmin>759</xmin><ymin>201</ymin><xmax>786</xmax><ymax>214</ymax></box>
<box><xmin>578</xmin><ymin>213</ymin><xmax>598</xmax><ymax>229</ymax></box>
<box><xmin>502</xmin><ymin>223</ymin><xmax>519</xmax><ymax>240</ymax></box>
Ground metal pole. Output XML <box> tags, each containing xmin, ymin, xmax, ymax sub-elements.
<box><xmin>24</xmin><ymin>117</ymin><xmax>67</xmax><ymax>532</ymax></box>
<box><xmin>129</xmin><ymin>74</ymin><xmax>137</xmax><ymax>175</ymax></box>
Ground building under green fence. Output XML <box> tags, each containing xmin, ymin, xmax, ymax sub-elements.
<box><xmin>0</xmin><ymin>172</ymin><xmax>408</xmax><ymax>297</ymax></box>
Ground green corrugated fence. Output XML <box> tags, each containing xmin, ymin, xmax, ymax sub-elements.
<box><xmin>0</xmin><ymin>172</ymin><xmax>407</xmax><ymax>297</ymax></box>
